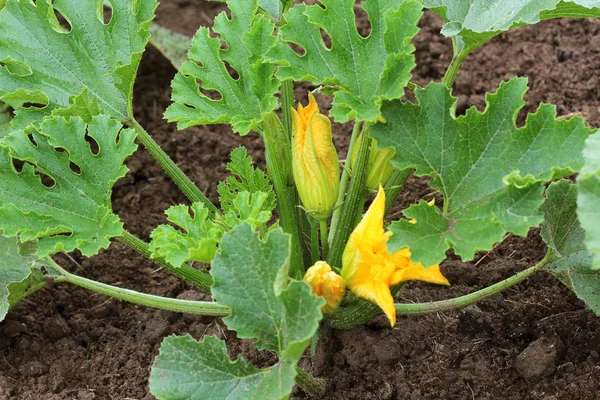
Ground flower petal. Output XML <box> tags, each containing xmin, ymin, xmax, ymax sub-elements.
<box><xmin>391</xmin><ymin>263</ymin><xmax>449</xmax><ymax>286</ymax></box>
<box><xmin>351</xmin><ymin>279</ymin><xmax>396</xmax><ymax>326</ymax></box>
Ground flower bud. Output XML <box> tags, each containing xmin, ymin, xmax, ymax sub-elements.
<box><xmin>292</xmin><ymin>94</ymin><xmax>340</xmax><ymax>220</ymax></box>
<box><xmin>350</xmin><ymin>135</ymin><xmax>395</xmax><ymax>191</ymax></box>
<box><xmin>304</xmin><ymin>261</ymin><xmax>346</xmax><ymax>314</ymax></box>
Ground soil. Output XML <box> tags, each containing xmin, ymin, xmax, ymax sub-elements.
<box><xmin>2</xmin><ymin>1</ymin><xmax>600</xmax><ymax>399</ymax></box>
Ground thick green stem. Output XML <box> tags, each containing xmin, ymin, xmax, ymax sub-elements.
<box><xmin>310</xmin><ymin>218</ymin><xmax>320</xmax><ymax>264</ymax></box>
<box><xmin>442</xmin><ymin>46</ymin><xmax>470</xmax><ymax>88</ymax></box>
<box><xmin>294</xmin><ymin>366</ymin><xmax>326</xmax><ymax>395</ymax></box>
<box><xmin>119</xmin><ymin>231</ymin><xmax>213</xmax><ymax>292</ymax></box>
<box><xmin>50</xmin><ymin>261</ymin><xmax>229</xmax><ymax>316</ymax></box>
<box><xmin>281</xmin><ymin>80</ymin><xmax>295</xmax><ymax>140</ymax></box>
<box><xmin>329</xmin><ymin>120</ymin><xmax>361</xmax><ymax>243</ymax></box>
<box><xmin>263</xmin><ymin>113</ymin><xmax>306</xmax><ymax>278</ymax></box>
<box><xmin>129</xmin><ymin>119</ymin><xmax>219</xmax><ymax>215</ymax></box>
<box><xmin>384</xmin><ymin>168</ymin><xmax>412</xmax><ymax>217</ymax></box>
<box><xmin>327</xmin><ymin>124</ymin><xmax>371</xmax><ymax>270</ymax></box>
<box><xmin>396</xmin><ymin>263</ymin><xmax>544</xmax><ymax>316</ymax></box>
<box><xmin>319</xmin><ymin>219</ymin><xmax>329</xmax><ymax>260</ymax></box>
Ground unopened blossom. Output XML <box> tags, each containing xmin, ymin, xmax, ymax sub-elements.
<box><xmin>304</xmin><ymin>261</ymin><xmax>346</xmax><ymax>314</ymax></box>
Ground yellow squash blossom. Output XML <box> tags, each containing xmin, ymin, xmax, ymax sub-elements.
<box><xmin>291</xmin><ymin>93</ymin><xmax>340</xmax><ymax>220</ymax></box>
<box><xmin>341</xmin><ymin>186</ymin><xmax>449</xmax><ymax>326</ymax></box>
<box><xmin>304</xmin><ymin>261</ymin><xmax>346</xmax><ymax>314</ymax></box>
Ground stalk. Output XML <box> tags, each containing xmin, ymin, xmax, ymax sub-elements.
<box><xmin>329</xmin><ymin>120</ymin><xmax>361</xmax><ymax>243</ymax></box>
<box><xmin>326</xmin><ymin>124</ymin><xmax>371</xmax><ymax>270</ymax></box>
<box><xmin>119</xmin><ymin>230</ymin><xmax>213</xmax><ymax>292</ymax></box>
<box><xmin>50</xmin><ymin>260</ymin><xmax>229</xmax><ymax>316</ymax></box>
<box><xmin>281</xmin><ymin>80</ymin><xmax>295</xmax><ymax>139</ymax></box>
<box><xmin>294</xmin><ymin>366</ymin><xmax>327</xmax><ymax>395</ymax></box>
<box><xmin>442</xmin><ymin>39</ymin><xmax>471</xmax><ymax>87</ymax></box>
<box><xmin>384</xmin><ymin>168</ymin><xmax>412</xmax><ymax>217</ymax></box>
<box><xmin>129</xmin><ymin>119</ymin><xmax>219</xmax><ymax>216</ymax></box>
<box><xmin>319</xmin><ymin>219</ymin><xmax>329</xmax><ymax>260</ymax></box>
<box><xmin>310</xmin><ymin>218</ymin><xmax>320</xmax><ymax>264</ymax></box>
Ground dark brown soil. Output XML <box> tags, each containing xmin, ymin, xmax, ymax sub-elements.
<box><xmin>2</xmin><ymin>1</ymin><xmax>600</xmax><ymax>399</ymax></box>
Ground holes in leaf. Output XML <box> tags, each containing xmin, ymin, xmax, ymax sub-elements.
<box><xmin>84</xmin><ymin>130</ymin><xmax>100</xmax><ymax>155</ymax></box>
<box><xmin>102</xmin><ymin>0</ymin><xmax>113</xmax><ymax>25</ymax></box>
<box><xmin>354</xmin><ymin>1</ymin><xmax>372</xmax><ymax>38</ymax></box>
<box><xmin>22</xmin><ymin>102</ymin><xmax>46</xmax><ymax>109</ymax></box>
<box><xmin>196</xmin><ymin>79</ymin><xmax>223</xmax><ymax>101</ymax></box>
<box><xmin>38</xmin><ymin>170</ymin><xmax>56</xmax><ymax>188</ymax></box>
<box><xmin>26</xmin><ymin>133</ymin><xmax>38</xmax><ymax>147</ymax></box>
<box><xmin>11</xmin><ymin>158</ymin><xmax>25</xmax><ymax>173</ymax></box>
<box><xmin>183</xmin><ymin>103</ymin><xmax>197</xmax><ymax>110</ymax></box>
<box><xmin>287</xmin><ymin>42</ymin><xmax>306</xmax><ymax>57</ymax></box>
<box><xmin>222</xmin><ymin>61</ymin><xmax>239</xmax><ymax>81</ymax></box>
<box><xmin>50</xmin><ymin>6</ymin><xmax>72</xmax><ymax>34</ymax></box>
<box><xmin>0</xmin><ymin>58</ymin><xmax>33</xmax><ymax>77</ymax></box>
<box><xmin>220</xmin><ymin>40</ymin><xmax>229</xmax><ymax>51</ymax></box>
<box><xmin>320</xmin><ymin>28</ymin><xmax>332</xmax><ymax>50</ymax></box>
<box><xmin>69</xmin><ymin>161</ymin><xmax>81</xmax><ymax>175</ymax></box>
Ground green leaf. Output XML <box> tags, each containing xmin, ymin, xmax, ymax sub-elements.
<box><xmin>211</xmin><ymin>224</ymin><xmax>324</xmax><ymax>358</ymax></box>
<box><xmin>222</xmin><ymin>191</ymin><xmax>273</xmax><ymax>231</ymax></box>
<box><xmin>164</xmin><ymin>0</ymin><xmax>279</xmax><ymax>135</ymax></box>
<box><xmin>150</xmin><ymin>335</ymin><xmax>296</xmax><ymax>400</ymax></box>
<box><xmin>0</xmin><ymin>115</ymin><xmax>137</xmax><ymax>257</ymax></box>
<box><xmin>541</xmin><ymin>180</ymin><xmax>600</xmax><ymax>315</ymax></box>
<box><xmin>149</xmin><ymin>23</ymin><xmax>192</xmax><ymax>70</ymax></box>
<box><xmin>578</xmin><ymin>132</ymin><xmax>600</xmax><ymax>269</ymax></box>
<box><xmin>266</xmin><ymin>0</ymin><xmax>422</xmax><ymax>123</ymax></box>
<box><xmin>424</xmin><ymin>0</ymin><xmax>600</xmax><ymax>54</ymax></box>
<box><xmin>218</xmin><ymin>147</ymin><xmax>275</xmax><ymax>214</ymax></box>
<box><xmin>0</xmin><ymin>0</ymin><xmax>157</xmax><ymax>126</ymax></box>
<box><xmin>0</xmin><ymin>101</ymin><xmax>11</xmax><ymax>138</ymax></box>
<box><xmin>149</xmin><ymin>203</ymin><xmax>222</xmax><ymax>266</ymax></box>
<box><xmin>0</xmin><ymin>235</ymin><xmax>47</xmax><ymax>321</ymax></box>
<box><xmin>372</xmin><ymin>78</ymin><xmax>593</xmax><ymax>266</ymax></box>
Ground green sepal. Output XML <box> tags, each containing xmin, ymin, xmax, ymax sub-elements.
<box><xmin>0</xmin><ymin>115</ymin><xmax>137</xmax><ymax>257</ymax></box>
<box><xmin>266</xmin><ymin>0</ymin><xmax>422</xmax><ymax>123</ymax></box>
<box><xmin>164</xmin><ymin>0</ymin><xmax>279</xmax><ymax>134</ymax></box>
<box><xmin>542</xmin><ymin>180</ymin><xmax>600</xmax><ymax>315</ymax></box>
<box><xmin>372</xmin><ymin>78</ymin><xmax>593</xmax><ymax>266</ymax></box>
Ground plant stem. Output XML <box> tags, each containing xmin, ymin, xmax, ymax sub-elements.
<box><xmin>327</xmin><ymin>124</ymin><xmax>371</xmax><ymax>270</ymax></box>
<box><xmin>395</xmin><ymin>262</ymin><xmax>544</xmax><ymax>316</ymax></box>
<box><xmin>442</xmin><ymin>45</ymin><xmax>470</xmax><ymax>88</ymax></box>
<box><xmin>281</xmin><ymin>80</ymin><xmax>295</xmax><ymax>140</ymax></box>
<box><xmin>329</xmin><ymin>120</ymin><xmax>361</xmax><ymax>243</ymax></box>
<box><xmin>129</xmin><ymin>119</ymin><xmax>219</xmax><ymax>216</ymax></box>
<box><xmin>119</xmin><ymin>230</ymin><xmax>213</xmax><ymax>292</ymax></box>
<box><xmin>294</xmin><ymin>366</ymin><xmax>326</xmax><ymax>395</ymax></box>
<box><xmin>310</xmin><ymin>218</ymin><xmax>320</xmax><ymax>264</ymax></box>
<box><xmin>50</xmin><ymin>260</ymin><xmax>230</xmax><ymax>316</ymax></box>
<box><xmin>384</xmin><ymin>168</ymin><xmax>412</xmax><ymax>217</ymax></box>
<box><xmin>319</xmin><ymin>219</ymin><xmax>329</xmax><ymax>260</ymax></box>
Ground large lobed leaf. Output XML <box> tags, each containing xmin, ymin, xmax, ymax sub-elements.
<box><xmin>577</xmin><ymin>133</ymin><xmax>600</xmax><ymax>269</ymax></box>
<box><xmin>424</xmin><ymin>0</ymin><xmax>600</xmax><ymax>54</ymax></box>
<box><xmin>149</xmin><ymin>23</ymin><xmax>192</xmax><ymax>71</ymax></box>
<box><xmin>0</xmin><ymin>235</ymin><xmax>47</xmax><ymax>321</ymax></box>
<box><xmin>0</xmin><ymin>115</ymin><xmax>137</xmax><ymax>257</ymax></box>
<box><xmin>267</xmin><ymin>0</ymin><xmax>422</xmax><ymax>123</ymax></box>
<box><xmin>164</xmin><ymin>0</ymin><xmax>279</xmax><ymax>135</ymax></box>
<box><xmin>0</xmin><ymin>0</ymin><xmax>157</xmax><ymax>127</ymax></box>
<box><xmin>150</xmin><ymin>224</ymin><xmax>324</xmax><ymax>399</ymax></box>
<box><xmin>372</xmin><ymin>78</ymin><xmax>593</xmax><ymax>266</ymax></box>
<box><xmin>542</xmin><ymin>181</ymin><xmax>600</xmax><ymax>315</ymax></box>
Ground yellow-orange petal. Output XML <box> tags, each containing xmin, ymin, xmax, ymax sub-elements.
<box><xmin>351</xmin><ymin>279</ymin><xmax>396</xmax><ymax>326</ymax></box>
<box><xmin>390</xmin><ymin>262</ymin><xmax>450</xmax><ymax>286</ymax></box>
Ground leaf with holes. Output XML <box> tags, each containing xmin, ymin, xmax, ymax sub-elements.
<box><xmin>266</xmin><ymin>0</ymin><xmax>422</xmax><ymax>123</ymax></box>
<box><xmin>0</xmin><ymin>0</ymin><xmax>156</xmax><ymax>129</ymax></box>
<box><xmin>0</xmin><ymin>115</ymin><xmax>137</xmax><ymax>257</ymax></box>
<box><xmin>577</xmin><ymin>132</ymin><xmax>600</xmax><ymax>269</ymax></box>
<box><xmin>149</xmin><ymin>23</ymin><xmax>191</xmax><ymax>70</ymax></box>
<box><xmin>0</xmin><ymin>235</ymin><xmax>47</xmax><ymax>322</ymax></box>
<box><xmin>150</xmin><ymin>335</ymin><xmax>297</xmax><ymax>400</ymax></box>
<box><xmin>424</xmin><ymin>0</ymin><xmax>600</xmax><ymax>55</ymax></box>
<box><xmin>371</xmin><ymin>78</ymin><xmax>593</xmax><ymax>266</ymax></box>
<box><xmin>164</xmin><ymin>0</ymin><xmax>279</xmax><ymax>135</ymax></box>
<box><xmin>542</xmin><ymin>180</ymin><xmax>600</xmax><ymax>315</ymax></box>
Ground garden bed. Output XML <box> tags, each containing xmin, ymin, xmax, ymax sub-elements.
<box><xmin>1</xmin><ymin>1</ymin><xmax>599</xmax><ymax>399</ymax></box>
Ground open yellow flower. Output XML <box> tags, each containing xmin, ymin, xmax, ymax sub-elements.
<box><xmin>291</xmin><ymin>93</ymin><xmax>340</xmax><ymax>220</ymax></box>
<box><xmin>341</xmin><ymin>186</ymin><xmax>449</xmax><ymax>326</ymax></box>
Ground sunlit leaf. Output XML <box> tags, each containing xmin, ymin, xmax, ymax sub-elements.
<box><xmin>577</xmin><ymin>132</ymin><xmax>600</xmax><ymax>270</ymax></box>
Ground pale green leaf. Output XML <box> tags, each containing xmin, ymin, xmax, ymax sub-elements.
<box><xmin>149</xmin><ymin>23</ymin><xmax>191</xmax><ymax>70</ymax></box>
<box><xmin>266</xmin><ymin>0</ymin><xmax>422</xmax><ymax>122</ymax></box>
<box><xmin>372</xmin><ymin>78</ymin><xmax>593</xmax><ymax>266</ymax></box>
<box><xmin>424</xmin><ymin>0</ymin><xmax>600</xmax><ymax>54</ymax></box>
<box><xmin>0</xmin><ymin>0</ymin><xmax>157</xmax><ymax>126</ymax></box>
<box><xmin>211</xmin><ymin>224</ymin><xmax>324</xmax><ymax>359</ymax></box>
<box><xmin>222</xmin><ymin>191</ymin><xmax>273</xmax><ymax>231</ymax></box>
<box><xmin>0</xmin><ymin>115</ymin><xmax>137</xmax><ymax>257</ymax></box>
<box><xmin>0</xmin><ymin>235</ymin><xmax>47</xmax><ymax>321</ymax></box>
<box><xmin>541</xmin><ymin>180</ymin><xmax>600</xmax><ymax>315</ymax></box>
<box><xmin>578</xmin><ymin>133</ymin><xmax>600</xmax><ymax>269</ymax></box>
<box><xmin>150</xmin><ymin>335</ymin><xmax>295</xmax><ymax>400</ymax></box>
<box><xmin>149</xmin><ymin>203</ymin><xmax>222</xmax><ymax>266</ymax></box>
<box><xmin>164</xmin><ymin>0</ymin><xmax>279</xmax><ymax>135</ymax></box>
<box><xmin>218</xmin><ymin>147</ymin><xmax>275</xmax><ymax>214</ymax></box>
<box><xmin>0</xmin><ymin>101</ymin><xmax>10</xmax><ymax>138</ymax></box>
